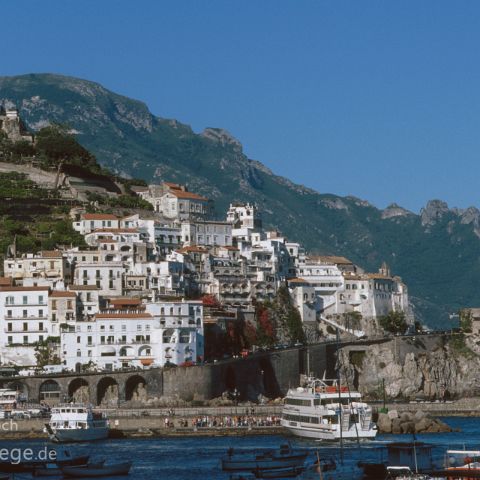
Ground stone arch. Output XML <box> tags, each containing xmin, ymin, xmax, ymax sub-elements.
<box><xmin>68</xmin><ymin>378</ymin><xmax>89</xmax><ymax>403</ymax></box>
<box><xmin>225</xmin><ymin>365</ymin><xmax>236</xmax><ymax>391</ymax></box>
<box><xmin>125</xmin><ymin>375</ymin><xmax>147</xmax><ymax>402</ymax></box>
<box><xmin>96</xmin><ymin>377</ymin><xmax>119</xmax><ymax>406</ymax></box>
<box><xmin>39</xmin><ymin>379</ymin><xmax>62</xmax><ymax>405</ymax></box>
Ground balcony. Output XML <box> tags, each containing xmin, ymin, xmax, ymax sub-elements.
<box><xmin>5</xmin><ymin>302</ymin><xmax>47</xmax><ymax>307</ymax></box>
<box><xmin>5</xmin><ymin>315</ymin><xmax>49</xmax><ymax>320</ymax></box>
<box><xmin>4</xmin><ymin>328</ymin><xmax>48</xmax><ymax>333</ymax></box>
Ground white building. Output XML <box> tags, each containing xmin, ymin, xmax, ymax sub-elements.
<box><xmin>3</xmin><ymin>251</ymin><xmax>70</xmax><ymax>287</ymax></box>
<box><xmin>0</xmin><ymin>286</ymin><xmax>51</xmax><ymax>366</ymax></box>
<box><xmin>297</xmin><ymin>260</ymin><xmax>345</xmax><ymax>315</ymax></box>
<box><xmin>181</xmin><ymin>220</ymin><xmax>232</xmax><ymax>247</ymax></box>
<box><xmin>61</xmin><ymin>299</ymin><xmax>204</xmax><ymax>371</ymax></box>
<box><xmin>73</xmin><ymin>213</ymin><xmax>120</xmax><ymax>235</ymax></box>
<box><xmin>138</xmin><ymin>183</ymin><xmax>211</xmax><ymax>221</ymax></box>
<box><xmin>69</xmin><ymin>249</ymin><xmax>124</xmax><ymax>297</ymax></box>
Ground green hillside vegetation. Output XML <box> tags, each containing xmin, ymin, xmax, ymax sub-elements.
<box><xmin>0</xmin><ymin>123</ymin><xmax>152</xmax><ymax>269</ymax></box>
<box><xmin>2</xmin><ymin>73</ymin><xmax>480</xmax><ymax>327</ymax></box>
<box><xmin>0</xmin><ymin>171</ymin><xmax>86</xmax><ymax>257</ymax></box>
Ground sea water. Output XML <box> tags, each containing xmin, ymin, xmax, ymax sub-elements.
<box><xmin>0</xmin><ymin>416</ymin><xmax>478</xmax><ymax>479</ymax></box>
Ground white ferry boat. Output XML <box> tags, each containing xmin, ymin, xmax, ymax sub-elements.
<box><xmin>45</xmin><ymin>404</ymin><xmax>109</xmax><ymax>442</ymax></box>
<box><xmin>281</xmin><ymin>377</ymin><xmax>377</xmax><ymax>441</ymax></box>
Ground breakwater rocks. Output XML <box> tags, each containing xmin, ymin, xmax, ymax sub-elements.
<box><xmin>376</xmin><ymin>409</ymin><xmax>452</xmax><ymax>434</ymax></box>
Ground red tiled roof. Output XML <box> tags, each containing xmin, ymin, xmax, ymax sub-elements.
<box><xmin>108</xmin><ymin>298</ymin><xmax>142</xmax><ymax>305</ymax></box>
<box><xmin>92</xmin><ymin>228</ymin><xmax>139</xmax><ymax>234</ymax></box>
<box><xmin>288</xmin><ymin>277</ymin><xmax>310</xmax><ymax>284</ymax></box>
<box><xmin>177</xmin><ymin>246</ymin><xmax>208</xmax><ymax>254</ymax></box>
<box><xmin>40</xmin><ymin>250</ymin><xmax>63</xmax><ymax>258</ymax></box>
<box><xmin>164</xmin><ymin>182</ymin><xmax>183</xmax><ymax>190</ymax></box>
<box><xmin>168</xmin><ymin>190</ymin><xmax>208</xmax><ymax>201</ymax></box>
<box><xmin>0</xmin><ymin>277</ymin><xmax>13</xmax><ymax>287</ymax></box>
<box><xmin>0</xmin><ymin>286</ymin><xmax>49</xmax><ymax>292</ymax></box>
<box><xmin>50</xmin><ymin>291</ymin><xmax>76</xmax><ymax>298</ymax></box>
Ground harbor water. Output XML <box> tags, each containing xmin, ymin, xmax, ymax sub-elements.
<box><xmin>1</xmin><ymin>416</ymin><xmax>479</xmax><ymax>479</ymax></box>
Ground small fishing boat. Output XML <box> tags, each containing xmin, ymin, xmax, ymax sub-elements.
<box><xmin>33</xmin><ymin>460</ymin><xmax>105</xmax><ymax>477</ymax></box>
<box><xmin>385</xmin><ymin>466</ymin><xmax>432</xmax><ymax>479</ymax></box>
<box><xmin>222</xmin><ymin>444</ymin><xmax>308</xmax><ymax>472</ymax></box>
<box><xmin>0</xmin><ymin>452</ymin><xmax>89</xmax><ymax>474</ymax></box>
<box><xmin>253</xmin><ymin>465</ymin><xmax>305</xmax><ymax>478</ymax></box>
<box><xmin>61</xmin><ymin>461</ymin><xmax>132</xmax><ymax>478</ymax></box>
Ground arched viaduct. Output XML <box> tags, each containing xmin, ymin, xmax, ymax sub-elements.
<box><xmin>0</xmin><ymin>343</ymin><xmax>335</xmax><ymax>406</ymax></box>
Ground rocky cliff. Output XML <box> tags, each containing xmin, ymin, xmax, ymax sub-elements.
<box><xmin>339</xmin><ymin>334</ymin><xmax>480</xmax><ymax>400</ymax></box>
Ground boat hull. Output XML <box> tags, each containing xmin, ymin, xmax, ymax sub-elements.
<box><xmin>50</xmin><ymin>428</ymin><xmax>109</xmax><ymax>443</ymax></box>
<box><xmin>281</xmin><ymin>419</ymin><xmax>377</xmax><ymax>441</ymax></box>
<box><xmin>61</xmin><ymin>462</ymin><xmax>132</xmax><ymax>478</ymax></box>
<box><xmin>222</xmin><ymin>454</ymin><xmax>308</xmax><ymax>472</ymax></box>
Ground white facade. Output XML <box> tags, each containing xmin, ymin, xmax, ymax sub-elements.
<box><xmin>0</xmin><ymin>286</ymin><xmax>51</xmax><ymax>366</ymax></box>
<box><xmin>3</xmin><ymin>252</ymin><xmax>69</xmax><ymax>286</ymax></box>
<box><xmin>73</xmin><ymin>214</ymin><xmax>119</xmax><ymax>235</ymax></box>
<box><xmin>61</xmin><ymin>301</ymin><xmax>204</xmax><ymax>371</ymax></box>
<box><xmin>181</xmin><ymin>221</ymin><xmax>232</xmax><ymax>247</ymax></box>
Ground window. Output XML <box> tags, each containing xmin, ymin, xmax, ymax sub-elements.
<box><xmin>7</xmin><ymin>323</ymin><xmax>12</xmax><ymax>332</ymax></box>
<box><xmin>77</xmin><ymin>350</ymin><xmax>81</xmax><ymax>357</ymax></box>
<box><xmin>7</xmin><ymin>336</ymin><xmax>12</xmax><ymax>345</ymax></box>
<box><xmin>86</xmin><ymin>293</ymin><xmax>92</xmax><ymax>302</ymax></box>
<box><xmin>39</xmin><ymin>322</ymin><xmax>44</xmax><ymax>331</ymax></box>
<box><xmin>23</xmin><ymin>322</ymin><xmax>28</xmax><ymax>331</ymax></box>
<box><xmin>39</xmin><ymin>309</ymin><xmax>43</xmax><ymax>317</ymax></box>
<box><xmin>77</xmin><ymin>336</ymin><xmax>81</xmax><ymax>344</ymax></box>
<box><xmin>50</xmin><ymin>261</ymin><xmax>55</xmax><ymax>270</ymax></box>
<box><xmin>6</xmin><ymin>296</ymin><xmax>14</xmax><ymax>305</ymax></box>
<box><xmin>51</xmin><ymin>300</ymin><xmax>57</xmax><ymax>310</ymax></box>
<box><xmin>121</xmin><ymin>324</ymin><xmax>126</xmax><ymax>331</ymax></box>
<box><xmin>87</xmin><ymin>336</ymin><xmax>92</xmax><ymax>346</ymax></box>
<box><xmin>39</xmin><ymin>335</ymin><xmax>44</xmax><ymax>343</ymax></box>
<box><xmin>67</xmin><ymin>300</ymin><xmax>73</xmax><ymax>310</ymax></box>
<box><xmin>23</xmin><ymin>336</ymin><xmax>28</xmax><ymax>345</ymax></box>
<box><xmin>87</xmin><ymin>325</ymin><xmax>92</xmax><ymax>331</ymax></box>
<box><xmin>22</xmin><ymin>296</ymin><xmax>28</xmax><ymax>305</ymax></box>
<box><xmin>88</xmin><ymin>350</ymin><xmax>92</xmax><ymax>357</ymax></box>
<box><xmin>137</xmin><ymin>324</ymin><xmax>142</xmax><ymax>331</ymax></box>
<box><xmin>6</xmin><ymin>310</ymin><xmax>11</xmax><ymax>318</ymax></box>
<box><xmin>39</xmin><ymin>295</ymin><xmax>44</xmax><ymax>304</ymax></box>
<box><xmin>52</xmin><ymin>313</ymin><xmax>57</xmax><ymax>322</ymax></box>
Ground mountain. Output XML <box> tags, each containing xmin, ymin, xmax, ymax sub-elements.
<box><xmin>1</xmin><ymin>73</ymin><xmax>478</xmax><ymax>327</ymax></box>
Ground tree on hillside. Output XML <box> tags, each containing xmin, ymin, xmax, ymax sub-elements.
<box><xmin>35</xmin><ymin>124</ymin><xmax>98</xmax><ymax>170</ymax></box>
<box><xmin>379</xmin><ymin>310</ymin><xmax>408</xmax><ymax>334</ymax></box>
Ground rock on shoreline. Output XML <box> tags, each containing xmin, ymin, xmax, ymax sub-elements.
<box><xmin>376</xmin><ymin>409</ymin><xmax>452</xmax><ymax>434</ymax></box>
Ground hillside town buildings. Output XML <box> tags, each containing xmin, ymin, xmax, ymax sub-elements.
<box><xmin>0</xmin><ymin>181</ymin><xmax>412</xmax><ymax>371</ymax></box>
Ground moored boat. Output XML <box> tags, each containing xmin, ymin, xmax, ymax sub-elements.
<box><xmin>221</xmin><ymin>444</ymin><xmax>308</xmax><ymax>472</ymax></box>
<box><xmin>281</xmin><ymin>376</ymin><xmax>377</xmax><ymax>441</ymax></box>
<box><xmin>45</xmin><ymin>403</ymin><xmax>108</xmax><ymax>443</ymax></box>
<box><xmin>33</xmin><ymin>460</ymin><xmax>105</xmax><ymax>477</ymax></box>
<box><xmin>61</xmin><ymin>461</ymin><xmax>132</xmax><ymax>478</ymax></box>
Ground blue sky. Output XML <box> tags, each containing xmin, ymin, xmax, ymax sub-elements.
<box><xmin>2</xmin><ymin>1</ymin><xmax>480</xmax><ymax>212</ymax></box>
